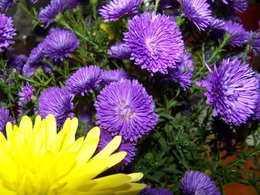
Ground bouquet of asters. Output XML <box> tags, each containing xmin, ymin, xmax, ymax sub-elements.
<box><xmin>0</xmin><ymin>0</ymin><xmax>259</xmax><ymax>194</ymax></box>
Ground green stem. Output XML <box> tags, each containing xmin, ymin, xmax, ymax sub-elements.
<box><xmin>16</xmin><ymin>0</ymin><xmax>31</xmax><ymax>16</ymax></box>
<box><xmin>154</xmin><ymin>0</ymin><xmax>160</xmax><ymax>12</ymax></box>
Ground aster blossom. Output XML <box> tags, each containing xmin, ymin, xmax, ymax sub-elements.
<box><xmin>38</xmin><ymin>87</ymin><xmax>74</xmax><ymax>129</ymax></box>
<box><xmin>0</xmin><ymin>115</ymin><xmax>146</xmax><ymax>194</ymax></box>
<box><xmin>102</xmin><ymin>69</ymin><xmax>129</xmax><ymax>85</ymax></box>
<box><xmin>124</xmin><ymin>12</ymin><xmax>184</xmax><ymax>74</ymax></box>
<box><xmin>18</xmin><ymin>82</ymin><xmax>35</xmax><ymax>104</ymax></box>
<box><xmin>43</xmin><ymin>28</ymin><xmax>80</xmax><ymax>62</ymax></box>
<box><xmin>224</xmin><ymin>20</ymin><xmax>249</xmax><ymax>47</ymax></box>
<box><xmin>95</xmin><ymin>79</ymin><xmax>158</xmax><ymax>141</ymax></box>
<box><xmin>0</xmin><ymin>0</ymin><xmax>14</xmax><ymax>11</ymax></box>
<box><xmin>227</xmin><ymin>0</ymin><xmax>248</xmax><ymax>13</ymax></box>
<box><xmin>178</xmin><ymin>0</ymin><xmax>213</xmax><ymax>30</ymax></box>
<box><xmin>0</xmin><ymin>14</ymin><xmax>16</xmax><ymax>52</ymax></box>
<box><xmin>7</xmin><ymin>54</ymin><xmax>27</xmax><ymax>73</ymax></box>
<box><xmin>65</xmin><ymin>65</ymin><xmax>103</xmax><ymax>95</ymax></box>
<box><xmin>139</xmin><ymin>185</ymin><xmax>173</xmax><ymax>195</ymax></box>
<box><xmin>99</xmin><ymin>0</ymin><xmax>143</xmax><ymax>22</ymax></box>
<box><xmin>108</xmin><ymin>42</ymin><xmax>131</xmax><ymax>59</ymax></box>
<box><xmin>198</xmin><ymin>58</ymin><xmax>259</xmax><ymax>125</ymax></box>
<box><xmin>98</xmin><ymin>130</ymin><xmax>136</xmax><ymax>170</ymax></box>
<box><xmin>0</xmin><ymin>107</ymin><xmax>14</xmax><ymax>134</ymax></box>
<box><xmin>167</xmin><ymin>52</ymin><xmax>194</xmax><ymax>91</ymax></box>
<box><xmin>250</xmin><ymin>31</ymin><xmax>260</xmax><ymax>56</ymax></box>
<box><xmin>181</xmin><ymin>170</ymin><xmax>220</xmax><ymax>195</ymax></box>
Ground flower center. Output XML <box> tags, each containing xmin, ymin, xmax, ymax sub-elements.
<box><xmin>145</xmin><ymin>37</ymin><xmax>157</xmax><ymax>55</ymax></box>
<box><xmin>117</xmin><ymin>104</ymin><xmax>134</xmax><ymax>119</ymax></box>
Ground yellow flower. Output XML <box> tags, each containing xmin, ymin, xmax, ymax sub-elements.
<box><xmin>0</xmin><ymin>115</ymin><xmax>146</xmax><ymax>194</ymax></box>
<box><xmin>100</xmin><ymin>23</ymin><xmax>115</xmax><ymax>41</ymax></box>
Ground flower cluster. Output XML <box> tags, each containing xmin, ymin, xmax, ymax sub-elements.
<box><xmin>0</xmin><ymin>14</ymin><xmax>16</xmax><ymax>52</ymax></box>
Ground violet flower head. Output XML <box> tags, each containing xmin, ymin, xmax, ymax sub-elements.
<box><xmin>139</xmin><ymin>185</ymin><xmax>173</xmax><ymax>195</ymax></box>
<box><xmin>99</xmin><ymin>0</ymin><xmax>143</xmax><ymax>22</ymax></box>
<box><xmin>38</xmin><ymin>0</ymin><xmax>81</xmax><ymax>27</ymax></box>
<box><xmin>18</xmin><ymin>82</ymin><xmax>35</xmax><ymax>104</ymax></box>
<box><xmin>0</xmin><ymin>0</ymin><xmax>14</xmax><ymax>12</ymax></box>
<box><xmin>198</xmin><ymin>58</ymin><xmax>259</xmax><ymax>125</ymax></box>
<box><xmin>167</xmin><ymin>52</ymin><xmax>194</xmax><ymax>91</ymax></box>
<box><xmin>0</xmin><ymin>107</ymin><xmax>14</xmax><ymax>134</ymax></box>
<box><xmin>98</xmin><ymin>130</ymin><xmax>136</xmax><ymax>170</ymax></box>
<box><xmin>181</xmin><ymin>170</ymin><xmax>220</xmax><ymax>195</ymax></box>
<box><xmin>209</xmin><ymin>18</ymin><xmax>225</xmax><ymax>30</ymax></box>
<box><xmin>108</xmin><ymin>42</ymin><xmax>131</xmax><ymax>59</ymax></box>
<box><xmin>38</xmin><ymin>87</ymin><xmax>74</xmax><ymax>129</ymax></box>
<box><xmin>229</xmin><ymin>0</ymin><xmax>248</xmax><ymax>13</ymax></box>
<box><xmin>43</xmin><ymin>28</ymin><xmax>79</xmax><ymax>62</ymax></box>
<box><xmin>95</xmin><ymin>79</ymin><xmax>158</xmax><ymax>141</ymax></box>
<box><xmin>224</xmin><ymin>20</ymin><xmax>249</xmax><ymax>47</ymax></box>
<box><xmin>0</xmin><ymin>14</ymin><xmax>16</xmax><ymax>52</ymax></box>
<box><xmin>8</xmin><ymin>54</ymin><xmax>27</xmax><ymax>72</ymax></box>
<box><xmin>22</xmin><ymin>42</ymin><xmax>45</xmax><ymax>77</ymax></box>
<box><xmin>252</xmin><ymin>74</ymin><xmax>260</xmax><ymax>120</ymax></box>
<box><xmin>124</xmin><ymin>12</ymin><xmax>184</xmax><ymax>75</ymax></box>
<box><xmin>178</xmin><ymin>0</ymin><xmax>213</xmax><ymax>31</ymax></box>
<box><xmin>102</xmin><ymin>69</ymin><xmax>129</xmax><ymax>85</ymax></box>
<box><xmin>250</xmin><ymin>31</ymin><xmax>260</xmax><ymax>56</ymax></box>
<box><xmin>65</xmin><ymin>65</ymin><xmax>103</xmax><ymax>96</ymax></box>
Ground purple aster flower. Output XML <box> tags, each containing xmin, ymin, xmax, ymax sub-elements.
<box><xmin>18</xmin><ymin>82</ymin><xmax>35</xmax><ymax>104</ymax></box>
<box><xmin>181</xmin><ymin>171</ymin><xmax>220</xmax><ymax>195</ymax></box>
<box><xmin>209</xmin><ymin>18</ymin><xmax>225</xmax><ymax>30</ymax></box>
<box><xmin>108</xmin><ymin>42</ymin><xmax>131</xmax><ymax>59</ymax></box>
<box><xmin>7</xmin><ymin>54</ymin><xmax>27</xmax><ymax>72</ymax></box>
<box><xmin>167</xmin><ymin>52</ymin><xmax>194</xmax><ymax>91</ymax></box>
<box><xmin>198</xmin><ymin>58</ymin><xmax>259</xmax><ymax>125</ymax></box>
<box><xmin>65</xmin><ymin>65</ymin><xmax>102</xmax><ymax>95</ymax></box>
<box><xmin>0</xmin><ymin>14</ymin><xmax>16</xmax><ymax>52</ymax></box>
<box><xmin>250</xmin><ymin>31</ymin><xmax>260</xmax><ymax>56</ymax></box>
<box><xmin>229</xmin><ymin>0</ymin><xmax>248</xmax><ymax>13</ymax></box>
<box><xmin>178</xmin><ymin>0</ymin><xmax>213</xmax><ymax>30</ymax></box>
<box><xmin>43</xmin><ymin>28</ymin><xmax>79</xmax><ymax>62</ymax></box>
<box><xmin>0</xmin><ymin>0</ymin><xmax>14</xmax><ymax>11</ymax></box>
<box><xmin>38</xmin><ymin>87</ymin><xmax>74</xmax><ymax>129</ymax></box>
<box><xmin>95</xmin><ymin>79</ymin><xmax>158</xmax><ymax>141</ymax></box>
<box><xmin>22</xmin><ymin>42</ymin><xmax>45</xmax><ymax>77</ymax></box>
<box><xmin>0</xmin><ymin>107</ymin><xmax>14</xmax><ymax>134</ymax></box>
<box><xmin>98</xmin><ymin>130</ymin><xmax>136</xmax><ymax>170</ymax></box>
<box><xmin>39</xmin><ymin>0</ymin><xmax>81</xmax><ymax>27</ymax></box>
<box><xmin>102</xmin><ymin>69</ymin><xmax>129</xmax><ymax>85</ymax></box>
<box><xmin>224</xmin><ymin>20</ymin><xmax>249</xmax><ymax>47</ymax></box>
<box><xmin>99</xmin><ymin>0</ymin><xmax>143</xmax><ymax>22</ymax></box>
<box><xmin>139</xmin><ymin>185</ymin><xmax>173</xmax><ymax>195</ymax></box>
<box><xmin>252</xmin><ymin>74</ymin><xmax>260</xmax><ymax>120</ymax></box>
<box><xmin>124</xmin><ymin>12</ymin><xmax>184</xmax><ymax>75</ymax></box>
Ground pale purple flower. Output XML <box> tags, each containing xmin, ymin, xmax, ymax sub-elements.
<box><xmin>0</xmin><ymin>0</ymin><xmax>14</xmax><ymax>11</ymax></box>
<box><xmin>252</xmin><ymin>74</ymin><xmax>260</xmax><ymax>120</ymax></box>
<box><xmin>198</xmin><ymin>58</ymin><xmax>259</xmax><ymax>125</ymax></box>
<box><xmin>124</xmin><ymin>12</ymin><xmax>184</xmax><ymax>75</ymax></box>
<box><xmin>102</xmin><ymin>69</ymin><xmax>129</xmax><ymax>85</ymax></box>
<box><xmin>178</xmin><ymin>0</ymin><xmax>213</xmax><ymax>30</ymax></box>
<box><xmin>139</xmin><ymin>185</ymin><xmax>173</xmax><ymax>195</ymax></box>
<box><xmin>250</xmin><ymin>31</ymin><xmax>260</xmax><ymax>56</ymax></box>
<box><xmin>209</xmin><ymin>18</ymin><xmax>225</xmax><ymax>30</ymax></box>
<box><xmin>229</xmin><ymin>0</ymin><xmax>248</xmax><ymax>13</ymax></box>
<box><xmin>18</xmin><ymin>82</ymin><xmax>35</xmax><ymax>104</ymax></box>
<box><xmin>181</xmin><ymin>171</ymin><xmax>220</xmax><ymax>195</ymax></box>
<box><xmin>65</xmin><ymin>65</ymin><xmax>102</xmax><ymax>95</ymax></box>
<box><xmin>99</xmin><ymin>0</ymin><xmax>143</xmax><ymax>22</ymax></box>
<box><xmin>0</xmin><ymin>106</ymin><xmax>14</xmax><ymax>134</ymax></box>
<box><xmin>95</xmin><ymin>79</ymin><xmax>158</xmax><ymax>141</ymax></box>
<box><xmin>224</xmin><ymin>20</ymin><xmax>249</xmax><ymax>47</ymax></box>
<box><xmin>39</xmin><ymin>0</ymin><xmax>81</xmax><ymax>27</ymax></box>
<box><xmin>108</xmin><ymin>42</ymin><xmax>131</xmax><ymax>59</ymax></box>
<box><xmin>38</xmin><ymin>87</ymin><xmax>74</xmax><ymax>129</ymax></box>
<box><xmin>167</xmin><ymin>52</ymin><xmax>194</xmax><ymax>91</ymax></box>
<box><xmin>0</xmin><ymin>14</ymin><xmax>16</xmax><ymax>52</ymax></box>
<box><xmin>22</xmin><ymin>42</ymin><xmax>45</xmax><ymax>77</ymax></box>
<box><xmin>8</xmin><ymin>54</ymin><xmax>27</xmax><ymax>72</ymax></box>
<box><xmin>43</xmin><ymin>28</ymin><xmax>80</xmax><ymax>62</ymax></box>
<box><xmin>98</xmin><ymin>130</ymin><xmax>136</xmax><ymax>170</ymax></box>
